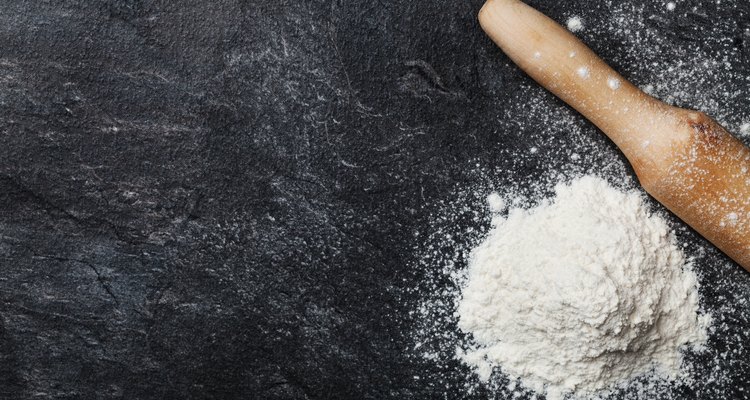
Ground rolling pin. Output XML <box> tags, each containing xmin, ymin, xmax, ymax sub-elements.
<box><xmin>478</xmin><ymin>0</ymin><xmax>750</xmax><ymax>272</ymax></box>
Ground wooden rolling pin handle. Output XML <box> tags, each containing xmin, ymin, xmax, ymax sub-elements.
<box><xmin>479</xmin><ymin>0</ymin><xmax>750</xmax><ymax>271</ymax></box>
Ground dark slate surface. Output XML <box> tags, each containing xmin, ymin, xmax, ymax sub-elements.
<box><xmin>0</xmin><ymin>0</ymin><xmax>748</xmax><ymax>399</ymax></box>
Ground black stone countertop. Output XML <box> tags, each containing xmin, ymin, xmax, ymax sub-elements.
<box><xmin>0</xmin><ymin>0</ymin><xmax>749</xmax><ymax>399</ymax></box>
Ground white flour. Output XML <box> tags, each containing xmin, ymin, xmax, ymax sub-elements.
<box><xmin>567</xmin><ymin>16</ymin><xmax>584</xmax><ymax>32</ymax></box>
<box><xmin>457</xmin><ymin>176</ymin><xmax>710</xmax><ymax>400</ymax></box>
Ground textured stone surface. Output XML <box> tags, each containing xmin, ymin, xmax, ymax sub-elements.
<box><xmin>0</xmin><ymin>0</ymin><xmax>748</xmax><ymax>399</ymax></box>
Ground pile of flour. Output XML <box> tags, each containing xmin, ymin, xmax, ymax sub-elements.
<box><xmin>457</xmin><ymin>176</ymin><xmax>710</xmax><ymax>400</ymax></box>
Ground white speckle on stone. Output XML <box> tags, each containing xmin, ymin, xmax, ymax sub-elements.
<box><xmin>577</xmin><ymin>66</ymin><xmax>590</xmax><ymax>79</ymax></box>
<box><xmin>530</xmin><ymin>146</ymin><xmax>539</xmax><ymax>154</ymax></box>
<box><xmin>666</xmin><ymin>2</ymin><xmax>676</xmax><ymax>11</ymax></box>
<box><xmin>740</xmin><ymin>123</ymin><xmax>750</xmax><ymax>137</ymax></box>
<box><xmin>643</xmin><ymin>84</ymin><xmax>655</xmax><ymax>94</ymax></box>
<box><xmin>487</xmin><ymin>193</ymin><xmax>506</xmax><ymax>213</ymax></box>
<box><xmin>571</xmin><ymin>153</ymin><xmax>581</xmax><ymax>161</ymax></box>
<box><xmin>607</xmin><ymin>77</ymin><xmax>621</xmax><ymax>90</ymax></box>
<box><xmin>567</xmin><ymin>16</ymin><xmax>584</xmax><ymax>32</ymax></box>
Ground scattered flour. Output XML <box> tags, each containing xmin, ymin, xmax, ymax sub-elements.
<box><xmin>608</xmin><ymin>76</ymin><xmax>622</xmax><ymax>90</ymax></box>
<box><xmin>567</xmin><ymin>16</ymin><xmax>584</xmax><ymax>32</ymax></box>
<box><xmin>486</xmin><ymin>193</ymin><xmax>506</xmax><ymax>213</ymax></box>
<box><xmin>727</xmin><ymin>212</ymin><xmax>739</xmax><ymax>225</ymax></box>
<box><xmin>720</xmin><ymin>212</ymin><xmax>739</xmax><ymax>227</ymax></box>
<box><xmin>577</xmin><ymin>66</ymin><xmax>590</xmax><ymax>79</ymax></box>
<box><xmin>457</xmin><ymin>176</ymin><xmax>710</xmax><ymax>400</ymax></box>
